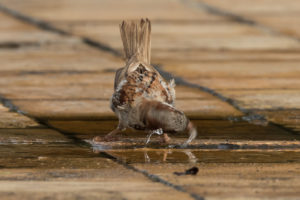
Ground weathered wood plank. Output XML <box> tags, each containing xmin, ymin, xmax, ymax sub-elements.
<box><xmin>0</xmin><ymin>0</ymin><xmax>220</xmax><ymax>21</ymax></box>
<box><xmin>132</xmin><ymin>163</ymin><xmax>300</xmax><ymax>200</ymax></box>
<box><xmin>199</xmin><ymin>0</ymin><xmax>300</xmax><ymax>38</ymax></box>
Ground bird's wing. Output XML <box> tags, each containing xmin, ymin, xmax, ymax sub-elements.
<box><xmin>114</xmin><ymin>67</ymin><xmax>126</xmax><ymax>91</ymax></box>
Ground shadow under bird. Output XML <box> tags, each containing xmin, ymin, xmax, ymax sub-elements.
<box><xmin>93</xmin><ymin>19</ymin><xmax>197</xmax><ymax>146</ymax></box>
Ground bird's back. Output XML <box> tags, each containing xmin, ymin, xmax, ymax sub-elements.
<box><xmin>111</xmin><ymin>63</ymin><xmax>174</xmax><ymax>111</ymax></box>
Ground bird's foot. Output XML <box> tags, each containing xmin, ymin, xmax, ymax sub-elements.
<box><xmin>160</xmin><ymin>133</ymin><xmax>171</xmax><ymax>144</ymax></box>
<box><xmin>93</xmin><ymin>128</ymin><xmax>123</xmax><ymax>143</ymax></box>
<box><xmin>93</xmin><ymin>135</ymin><xmax>120</xmax><ymax>143</ymax></box>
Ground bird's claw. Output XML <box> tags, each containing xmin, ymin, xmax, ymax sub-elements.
<box><xmin>93</xmin><ymin>135</ymin><xmax>120</xmax><ymax>143</ymax></box>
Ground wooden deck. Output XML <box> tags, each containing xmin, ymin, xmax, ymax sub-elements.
<box><xmin>0</xmin><ymin>0</ymin><xmax>300</xmax><ymax>199</ymax></box>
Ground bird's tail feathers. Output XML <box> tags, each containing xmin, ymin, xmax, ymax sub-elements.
<box><xmin>119</xmin><ymin>18</ymin><xmax>151</xmax><ymax>64</ymax></box>
<box><xmin>182</xmin><ymin>121</ymin><xmax>198</xmax><ymax>147</ymax></box>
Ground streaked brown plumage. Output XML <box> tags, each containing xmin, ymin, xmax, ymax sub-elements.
<box><xmin>93</xmin><ymin>19</ymin><xmax>197</xmax><ymax>146</ymax></box>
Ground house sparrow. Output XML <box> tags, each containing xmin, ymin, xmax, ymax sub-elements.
<box><xmin>93</xmin><ymin>19</ymin><xmax>197</xmax><ymax>146</ymax></box>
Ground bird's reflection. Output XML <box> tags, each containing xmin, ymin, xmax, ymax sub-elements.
<box><xmin>89</xmin><ymin>139</ymin><xmax>199</xmax><ymax>164</ymax></box>
<box><xmin>183</xmin><ymin>149</ymin><xmax>198</xmax><ymax>163</ymax></box>
<box><xmin>143</xmin><ymin>149</ymin><xmax>198</xmax><ymax>163</ymax></box>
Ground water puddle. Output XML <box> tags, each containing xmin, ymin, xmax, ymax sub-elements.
<box><xmin>48</xmin><ymin>119</ymin><xmax>300</xmax><ymax>141</ymax></box>
<box><xmin>109</xmin><ymin>149</ymin><xmax>300</xmax><ymax>164</ymax></box>
<box><xmin>1</xmin><ymin>119</ymin><xmax>300</xmax><ymax>167</ymax></box>
<box><xmin>74</xmin><ymin>119</ymin><xmax>300</xmax><ymax>164</ymax></box>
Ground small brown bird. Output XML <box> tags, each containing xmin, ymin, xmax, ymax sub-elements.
<box><xmin>94</xmin><ymin>19</ymin><xmax>197</xmax><ymax>146</ymax></box>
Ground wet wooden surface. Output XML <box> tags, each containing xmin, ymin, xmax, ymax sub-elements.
<box><xmin>0</xmin><ymin>0</ymin><xmax>299</xmax><ymax>199</ymax></box>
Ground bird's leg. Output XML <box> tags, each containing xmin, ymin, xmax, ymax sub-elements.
<box><xmin>160</xmin><ymin>133</ymin><xmax>171</xmax><ymax>144</ymax></box>
<box><xmin>93</xmin><ymin>127</ymin><xmax>125</xmax><ymax>142</ymax></box>
<box><xmin>93</xmin><ymin>115</ymin><xmax>127</xmax><ymax>142</ymax></box>
<box><xmin>104</xmin><ymin>128</ymin><xmax>122</xmax><ymax>141</ymax></box>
